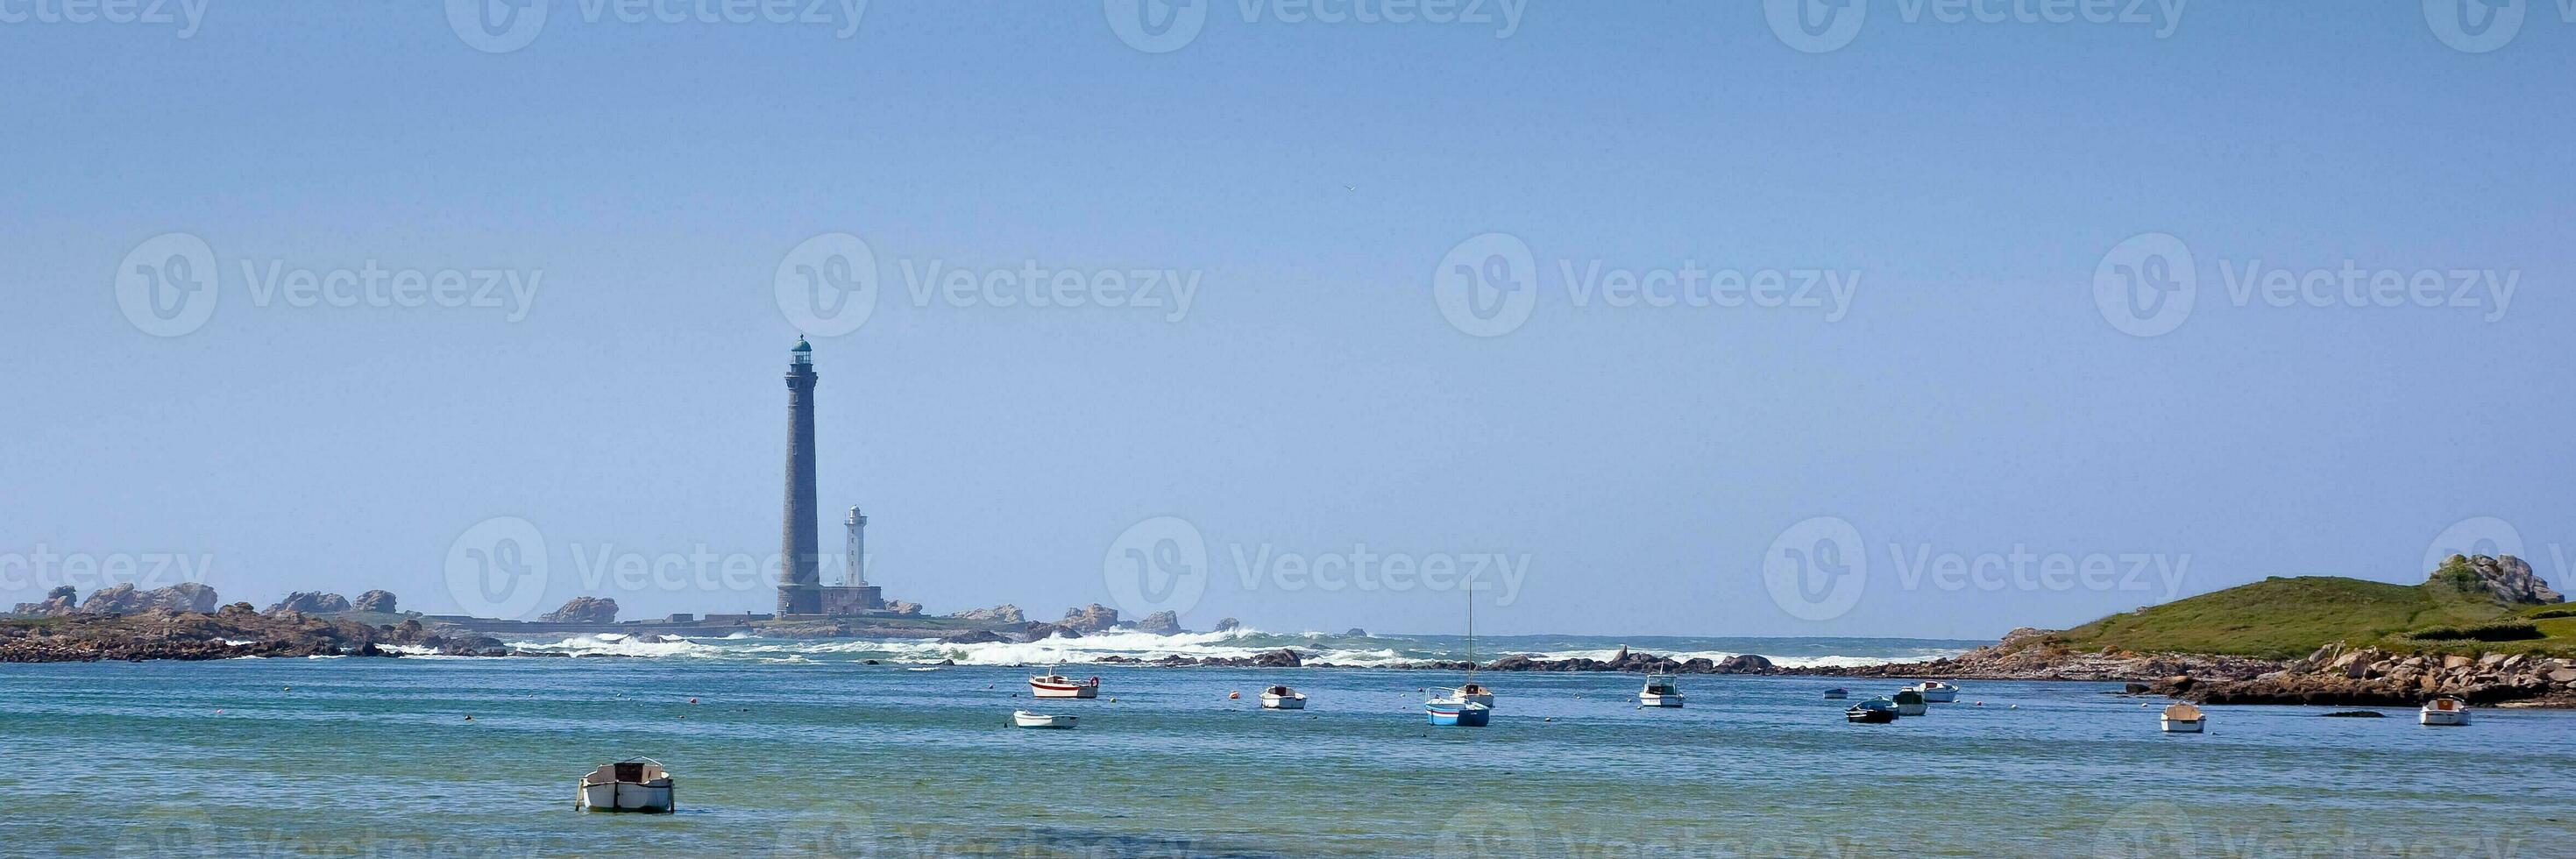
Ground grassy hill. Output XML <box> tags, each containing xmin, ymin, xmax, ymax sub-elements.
<box><xmin>2043</xmin><ymin>557</ymin><xmax>2572</xmax><ymax>660</ymax></box>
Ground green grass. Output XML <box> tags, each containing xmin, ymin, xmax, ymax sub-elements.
<box><xmin>2045</xmin><ymin>558</ymin><xmax>2576</xmax><ymax>660</ymax></box>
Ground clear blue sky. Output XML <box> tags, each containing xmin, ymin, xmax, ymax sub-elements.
<box><xmin>4</xmin><ymin>3</ymin><xmax>2569</xmax><ymax>637</ymax></box>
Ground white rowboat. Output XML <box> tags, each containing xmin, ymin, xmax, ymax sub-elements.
<box><xmin>2420</xmin><ymin>697</ymin><xmax>2471</xmax><ymax>727</ymax></box>
<box><xmin>2160</xmin><ymin>703</ymin><xmax>2205</xmax><ymax>734</ymax></box>
<box><xmin>576</xmin><ymin>758</ymin><xmax>676</xmax><ymax>813</ymax></box>
<box><xmin>1260</xmin><ymin>685</ymin><xmax>1307</xmax><ymax>709</ymax></box>
<box><xmin>1012</xmin><ymin>710</ymin><xmax>1078</xmax><ymax>729</ymax></box>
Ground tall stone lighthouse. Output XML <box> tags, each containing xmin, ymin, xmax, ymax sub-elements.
<box><xmin>777</xmin><ymin>336</ymin><xmax>822</xmax><ymax>615</ymax></box>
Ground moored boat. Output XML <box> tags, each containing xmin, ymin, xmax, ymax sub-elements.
<box><xmin>1636</xmin><ymin>673</ymin><xmax>1685</xmax><ymax>708</ymax></box>
<box><xmin>1425</xmin><ymin>695</ymin><xmax>1491</xmax><ymax>727</ymax></box>
<box><xmin>2419</xmin><ymin>697</ymin><xmax>2471</xmax><ymax>727</ymax></box>
<box><xmin>1906</xmin><ymin>680</ymin><xmax>1960</xmax><ymax>703</ymax></box>
<box><xmin>1891</xmin><ymin>689</ymin><xmax>1927</xmax><ymax>717</ymax></box>
<box><xmin>576</xmin><ymin>757</ymin><xmax>676</xmax><ymax>813</ymax></box>
<box><xmin>1822</xmin><ymin>687</ymin><xmax>1849</xmax><ymax>699</ymax></box>
<box><xmin>2161</xmin><ymin>703</ymin><xmax>2205</xmax><ymax>734</ymax></box>
<box><xmin>1845</xmin><ymin>697</ymin><xmax>1898</xmax><ymax>723</ymax></box>
<box><xmin>1011</xmin><ymin>710</ymin><xmax>1077</xmax><ymax>729</ymax></box>
<box><xmin>1029</xmin><ymin>668</ymin><xmax>1100</xmax><ymax>699</ymax></box>
<box><xmin>1260</xmin><ymin>685</ymin><xmax>1307</xmax><ymax>710</ymax></box>
<box><xmin>1448</xmin><ymin>682</ymin><xmax>1495</xmax><ymax>709</ymax></box>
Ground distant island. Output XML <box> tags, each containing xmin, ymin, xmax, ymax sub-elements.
<box><xmin>10</xmin><ymin>554</ymin><xmax>2571</xmax><ymax>707</ymax></box>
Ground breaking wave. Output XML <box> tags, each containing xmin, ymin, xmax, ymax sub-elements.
<box><xmin>486</xmin><ymin>629</ymin><xmax>1967</xmax><ymax>669</ymax></box>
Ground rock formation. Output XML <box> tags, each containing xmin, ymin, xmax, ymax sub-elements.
<box><xmin>1212</xmin><ymin>617</ymin><xmax>1242</xmax><ymax>633</ymax></box>
<box><xmin>1018</xmin><ymin>621</ymin><xmax>1081</xmax><ymax>642</ymax></box>
<box><xmin>266</xmin><ymin>592</ymin><xmax>351</xmax><ymax>614</ymax></box>
<box><xmin>1127</xmin><ymin>611</ymin><xmax>1183</xmax><ymax>635</ymax></box>
<box><xmin>886</xmin><ymin>600</ymin><xmax>923</xmax><ymax>615</ymax></box>
<box><xmin>80</xmin><ymin>583</ymin><xmax>220</xmax><ymax>614</ymax></box>
<box><xmin>2152</xmin><ymin>642</ymin><xmax>2576</xmax><ymax>706</ymax></box>
<box><xmin>948</xmin><ymin>604</ymin><xmax>1025</xmax><ymax>623</ymax></box>
<box><xmin>940</xmin><ymin>629</ymin><xmax>1010</xmax><ymax>644</ymax></box>
<box><xmin>538</xmin><ymin>596</ymin><xmax>618</xmax><ymax>624</ymax></box>
<box><xmin>351</xmin><ymin>590</ymin><xmax>398</xmax><ymax>614</ymax></box>
<box><xmin>2446</xmin><ymin>554</ymin><xmax>2564</xmax><ymax>605</ymax></box>
<box><xmin>1061</xmin><ymin>604</ymin><xmax>1119</xmax><ymax>634</ymax></box>
<box><xmin>11</xmin><ymin>586</ymin><xmax>79</xmax><ymax>616</ymax></box>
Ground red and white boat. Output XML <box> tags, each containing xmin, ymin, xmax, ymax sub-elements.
<box><xmin>1029</xmin><ymin>667</ymin><xmax>1100</xmax><ymax>699</ymax></box>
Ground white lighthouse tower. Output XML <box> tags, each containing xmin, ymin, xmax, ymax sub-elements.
<box><xmin>844</xmin><ymin>506</ymin><xmax>868</xmax><ymax>586</ymax></box>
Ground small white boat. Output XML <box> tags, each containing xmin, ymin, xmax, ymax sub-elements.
<box><xmin>576</xmin><ymin>758</ymin><xmax>676</xmax><ymax>813</ymax></box>
<box><xmin>1636</xmin><ymin>673</ymin><xmax>1685</xmax><ymax>708</ymax></box>
<box><xmin>1906</xmin><ymin>681</ymin><xmax>1959</xmax><ymax>703</ymax></box>
<box><xmin>1448</xmin><ymin>682</ymin><xmax>1495</xmax><ymax>709</ymax></box>
<box><xmin>1011</xmin><ymin>710</ymin><xmax>1077</xmax><ymax>729</ymax></box>
<box><xmin>2419</xmin><ymin>697</ymin><xmax>2471</xmax><ymax>727</ymax></box>
<box><xmin>1029</xmin><ymin>668</ymin><xmax>1100</xmax><ymax>699</ymax></box>
<box><xmin>1259</xmin><ymin>685</ymin><xmax>1307</xmax><ymax>710</ymax></box>
<box><xmin>2160</xmin><ymin>703</ymin><xmax>2205</xmax><ymax>734</ymax></box>
<box><xmin>1891</xmin><ymin>690</ymin><xmax>1927</xmax><ymax>716</ymax></box>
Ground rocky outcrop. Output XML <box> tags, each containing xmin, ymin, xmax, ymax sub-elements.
<box><xmin>1018</xmin><ymin>621</ymin><xmax>1081</xmax><ymax>642</ymax></box>
<box><xmin>947</xmin><ymin>604</ymin><xmax>1025</xmax><ymax>624</ymax></box>
<box><xmin>1061</xmin><ymin>604</ymin><xmax>1119</xmax><ymax>634</ymax></box>
<box><xmin>1</xmin><ymin>605</ymin><xmax>387</xmax><ymax>662</ymax></box>
<box><xmin>1213</xmin><ymin>617</ymin><xmax>1242</xmax><ymax>633</ymax></box>
<box><xmin>1344</xmin><ymin>628</ymin><xmax>1368</xmax><ymax>637</ymax></box>
<box><xmin>940</xmin><ymin>629</ymin><xmax>1009</xmax><ymax>645</ymax></box>
<box><xmin>80</xmin><ymin>583</ymin><xmax>220</xmax><ymax>614</ymax></box>
<box><xmin>1126</xmin><ymin>611</ymin><xmax>1183</xmax><ymax>635</ymax></box>
<box><xmin>2446</xmin><ymin>554</ymin><xmax>2564</xmax><ymax>605</ymax></box>
<box><xmin>351</xmin><ymin>590</ymin><xmax>398</xmax><ymax>614</ymax></box>
<box><xmin>1096</xmin><ymin>647</ymin><xmax>1307</xmax><ymax>668</ymax></box>
<box><xmin>886</xmin><ymin>600</ymin><xmax>923</xmax><ymax>616</ymax></box>
<box><xmin>538</xmin><ymin>596</ymin><xmax>618</xmax><ymax>624</ymax></box>
<box><xmin>266</xmin><ymin>592</ymin><xmax>351</xmax><ymax>614</ymax></box>
<box><xmin>2151</xmin><ymin>642</ymin><xmax>2576</xmax><ymax>706</ymax></box>
<box><xmin>12</xmin><ymin>586</ymin><xmax>79</xmax><ymax>616</ymax></box>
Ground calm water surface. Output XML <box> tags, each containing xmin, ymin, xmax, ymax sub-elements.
<box><xmin>3</xmin><ymin>640</ymin><xmax>2571</xmax><ymax>857</ymax></box>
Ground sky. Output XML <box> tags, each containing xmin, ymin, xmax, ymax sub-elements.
<box><xmin>3</xmin><ymin>2</ymin><xmax>2570</xmax><ymax>639</ymax></box>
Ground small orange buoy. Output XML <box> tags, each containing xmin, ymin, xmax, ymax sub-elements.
<box><xmin>1228</xmin><ymin>691</ymin><xmax>1240</xmax><ymax>699</ymax></box>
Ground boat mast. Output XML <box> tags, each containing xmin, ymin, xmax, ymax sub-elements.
<box><xmin>1465</xmin><ymin>579</ymin><xmax>1476</xmax><ymax>682</ymax></box>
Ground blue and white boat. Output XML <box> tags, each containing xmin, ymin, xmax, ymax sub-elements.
<box><xmin>1425</xmin><ymin>694</ymin><xmax>1492</xmax><ymax>727</ymax></box>
<box><xmin>1427</xmin><ymin>583</ymin><xmax>1492</xmax><ymax>728</ymax></box>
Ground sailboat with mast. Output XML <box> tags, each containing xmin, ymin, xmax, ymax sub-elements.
<box><xmin>1425</xmin><ymin>586</ymin><xmax>1494</xmax><ymax>727</ymax></box>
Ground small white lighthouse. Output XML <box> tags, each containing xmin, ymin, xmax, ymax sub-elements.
<box><xmin>844</xmin><ymin>506</ymin><xmax>868</xmax><ymax>586</ymax></box>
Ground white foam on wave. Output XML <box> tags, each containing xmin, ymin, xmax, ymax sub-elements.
<box><xmin>508</xmin><ymin>634</ymin><xmax>720</xmax><ymax>658</ymax></box>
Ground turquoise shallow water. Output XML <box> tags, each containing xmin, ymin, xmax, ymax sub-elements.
<box><xmin>4</xmin><ymin>638</ymin><xmax>2573</xmax><ymax>857</ymax></box>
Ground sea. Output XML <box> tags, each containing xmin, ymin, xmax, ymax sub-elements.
<box><xmin>4</xmin><ymin>630</ymin><xmax>2571</xmax><ymax>857</ymax></box>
